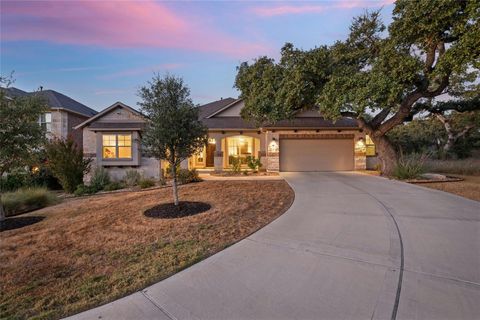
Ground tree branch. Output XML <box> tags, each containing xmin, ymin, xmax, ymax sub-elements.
<box><xmin>370</xmin><ymin>108</ymin><xmax>391</xmax><ymax>129</ymax></box>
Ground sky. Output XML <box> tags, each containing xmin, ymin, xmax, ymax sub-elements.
<box><xmin>1</xmin><ymin>0</ymin><xmax>394</xmax><ymax>112</ymax></box>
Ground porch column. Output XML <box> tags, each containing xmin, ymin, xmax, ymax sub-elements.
<box><xmin>212</xmin><ymin>133</ymin><xmax>224</xmax><ymax>172</ymax></box>
<box><xmin>266</xmin><ymin>131</ymin><xmax>280</xmax><ymax>172</ymax></box>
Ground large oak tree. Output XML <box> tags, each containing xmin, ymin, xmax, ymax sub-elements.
<box><xmin>235</xmin><ymin>0</ymin><xmax>479</xmax><ymax>175</ymax></box>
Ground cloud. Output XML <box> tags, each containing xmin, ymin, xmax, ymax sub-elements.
<box><xmin>2</xmin><ymin>0</ymin><xmax>269</xmax><ymax>58</ymax></box>
<box><xmin>98</xmin><ymin>63</ymin><xmax>183</xmax><ymax>79</ymax></box>
<box><xmin>252</xmin><ymin>0</ymin><xmax>395</xmax><ymax>17</ymax></box>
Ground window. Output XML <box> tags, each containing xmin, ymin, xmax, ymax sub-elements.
<box><xmin>365</xmin><ymin>135</ymin><xmax>376</xmax><ymax>156</ymax></box>
<box><xmin>102</xmin><ymin>133</ymin><xmax>132</xmax><ymax>159</ymax></box>
<box><xmin>227</xmin><ymin>136</ymin><xmax>254</xmax><ymax>165</ymax></box>
<box><xmin>38</xmin><ymin>113</ymin><xmax>52</xmax><ymax>132</ymax></box>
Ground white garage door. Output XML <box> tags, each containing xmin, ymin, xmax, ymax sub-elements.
<box><xmin>280</xmin><ymin>139</ymin><xmax>354</xmax><ymax>172</ymax></box>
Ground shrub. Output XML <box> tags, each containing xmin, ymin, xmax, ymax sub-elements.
<box><xmin>0</xmin><ymin>168</ymin><xmax>30</xmax><ymax>192</ymax></box>
<box><xmin>74</xmin><ymin>184</ymin><xmax>98</xmax><ymax>196</ymax></box>
<box><xmin>139</xmin><ymin>178</ymin><xmax>156</xmax><ymax>189</ymax></box>
<box><xmin>89</xmin><ymin>167</ymin><xmax>110</xmax><ymax>191</ymax></box>
<box><xmin>246</xmin><ymin>156</ymin><xmax>262</xmax><ymax>172</ymax></box>
<box><xmin>124</xmin><ymin>169</ymin><xmax>141</xmax><ymax>187</ymax></box>
<box><xmin>103</xmin><ymin>181</ymin><xmax>125</xmax><ymax>191</ymax></box>
<box><xmin>177</xmin><ymin>169</ymin><xmax>202</xmax><ymax>184</ymax></box>
<box><xmin>392</xmin><ymin>153</ymin><xmax>428</xmax><ymax>180</ymax></box>
<box><xmin>165</xmin><ymin>164</ymin><xmax>181</xmax><ymax>179</ymax></box>
<box><xmin>1</xmin><ymin>187</ymin><xmax>58</xmax><ymax>216</ymax></box>
<box><xmin>45</xmin><ymin>138</ymin><xmax>92</xmax><ymax>193</ymax></box>
<box><xmin>229</xmin><ymin>156</ymin><xmax>242</xmax><ymax>173</ymax></box>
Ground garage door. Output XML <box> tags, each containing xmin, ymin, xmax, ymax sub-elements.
<box><xmin>280</xmin><ymin>138</ymin><xmax>354</xmax><ymax>172</ymax></box>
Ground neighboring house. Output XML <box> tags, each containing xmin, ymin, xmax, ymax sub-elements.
<box><xmin>76</xmin><ymin>98</ymin><xmax>376</xmax><ymax>182</ymax></box>
<box><xmin>2</xmin><ymin>87</ymin><xmax>97</xmax><ymax>146</ymax></box>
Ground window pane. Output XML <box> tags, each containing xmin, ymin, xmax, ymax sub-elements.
<box><xmin>103</xmin><ymin>146</ymin><xmax>116</xmax><ymax>158</ymax></box>
<box><xmin>118</xmin><ymin>146</ymin><xmax>132</xmax><ymax>158</ymax></box>
<box><xmin>103</xmin><ymin>135</ymin><xmax>116</xmax><ymax>146</ymax></box>
<box><xmin>366</xmin><ymin>145</ymin><xmax>376</xmax><ymax>156</ymax></box>
<box><xmin>45</xmin><ymin>113</ymin><xmax>52</xmax><ymax>123</ymax></box>
<box><xmin>118</xmin><ymin>134</ymin><xmax>131</xmax><ymax>146</ymax></box>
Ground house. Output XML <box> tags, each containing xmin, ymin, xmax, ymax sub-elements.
<box><xmin>2</xmin><ymin>87</ymin><xmax>97</xmax><ymax>146</ymax></box>
<box><xmin>76</xmin><ymin>98</ymin><xmax>376</xmax><ymax>182</ymax></box>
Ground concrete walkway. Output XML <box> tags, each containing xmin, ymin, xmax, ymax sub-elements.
<box><xmin>67</xmin><ymin>172</ymin><xmax>480</xmax><ymax>320</ymax></box>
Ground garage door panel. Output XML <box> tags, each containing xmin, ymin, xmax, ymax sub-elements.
<box><xmin>280</xmin><ymin>139</ymin><xmax>354</xmax><ymax>172</ymax></box>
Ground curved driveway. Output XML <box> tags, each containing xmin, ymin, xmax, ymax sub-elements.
<box><xmin>69</xmin><ymin>172</ymin><xmax>480</xmax><ymax>320</ymax></box>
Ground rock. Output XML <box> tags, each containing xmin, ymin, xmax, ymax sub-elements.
<box><xmin>420</xmin><ymin>173</ymin><xmax>448</xmax><ymax>180</ymax></box>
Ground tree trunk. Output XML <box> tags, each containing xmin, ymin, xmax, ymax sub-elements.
<box><xmin>171</xmin><ymin>163</ymin><xmax>179</xmax><ymax>206</ymax></box>
<box><xmin>372</xmin><ymin>134</ymin><xmax>397</xmax><ymax>176</ymax></box>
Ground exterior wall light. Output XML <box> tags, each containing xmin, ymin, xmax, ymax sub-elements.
<box><xmin>268</xmin><ymin>139</ymin><xmax>279</xmax><ymax>153</ymax></box>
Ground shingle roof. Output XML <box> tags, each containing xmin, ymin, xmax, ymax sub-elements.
<box><xmin>88</xmin><ymin>122</ymin><xmax>146</xmax><ymax>130</ymax></box>
<box><xmin>1</xmin><ymin>87</ymin><xmax>97</xmax><ymax>117</ymax></box>
<box><xmin>197</xmin><ymin>97</ymin><xmax>237</xmax><ymax>119</ymax></box>
<box><xmin>197</xmin><ymin>98</ymin><xmax>358</xmax><ymax>130</ymax></box>
<box><xmin>1</xmin><ymin>87</ymin><xmax>28</xmax><ymax>97</ymax></box>
<box><xmin>32</xmin><ymin>90</ymin><xmax>97</xmax><ymax>117</ymax></box>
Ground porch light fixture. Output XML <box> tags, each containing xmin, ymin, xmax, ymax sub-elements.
<box><xmin>208</xmin><ymin>138</ymin><xmax>216</xmax><ymax>144</ymax></box>
<box><xmin>268</xmin><ymin>140</ymin><xmax>279</xmax><ymax>153</ymax></box>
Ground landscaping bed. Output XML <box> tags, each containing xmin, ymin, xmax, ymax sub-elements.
<box><xmin>0</xmin><ymin>180</ymin><xmax>294</xmax><ymax>319</ymax></box>
<box><xmin>210</xmin><ymin>171</ymin><xmax>279</xmax><ymax>177</ymax></box>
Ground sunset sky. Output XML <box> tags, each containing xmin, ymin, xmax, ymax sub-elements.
<box><xmin>1</xmin><ymin>0</ymin><xmax>394</xmax><ymax>111</ymax></box>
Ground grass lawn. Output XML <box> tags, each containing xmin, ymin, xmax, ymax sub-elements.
<box><xmin>419</xmin><ymin>174</ymin><xmax>480</xmax><ymax>202</ymax></box>
<box><xmin>0</xmin><ymin>180</ymin><xmax>294</xmax><ymax>319</ymax></box>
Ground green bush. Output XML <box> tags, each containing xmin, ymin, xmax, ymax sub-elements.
<box><xmin>229</xmin><ymin>156</ymin><xmax>242</xmax><ymax>173</ymax></box>
<box><xmin>1</xmin><ymin>187</ymin><xmax>58</xmax><ymax>217</ymax></box>
<box><xmin>74</xmin><ymin>184</ymin><xmax>98</xmax><ymax>196</ymax></box>
<box><xmin>392</xmin><ymin>153</ymin><xmax>428</xmax><ymax>180</ymax></box>
<box><xmin>103</xmin><ymin>181</ymin><xmax>125</xmax><ymax>191</ymax></box>
<box><xmin>45</xmin><ymin>138</ymin><xmax>92</xmax><ymax>193</ymax></box>
<box><xmin>90</xmin><ymin>167</ymin><xmax>110</xmax><ymax>191</ymax></box>
<box><xmin>165</xmin><ymin>164</ymin><xmax>181</xmax><ymax>179</ymax></box>
<box><xmin>0</xmin><ymin>168</ymin><xmax>30</xmax><ymax>192</ymax></box>
<box><xmin>246</xmin><ymin>156</ymin><xmax>262</xmax><ymax>172</ymax></box>
<box><xmin>139</xmin><ymin>178</ymin><xmax>156</xmax><ymax>189</ymax></box>
<box><xmin>177</xmin><ymin>169</ymin><xmax>202</xmax><ymax>184</ymax></box>
<box><xmin>124</xmin><ymin>169</ymin><xmax>141</xmax><ymax>187</ymax></box>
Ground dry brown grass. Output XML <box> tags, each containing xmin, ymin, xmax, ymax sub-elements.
<box><xmin>0</xmin><ymin>180</ymin><xmax>294</xmax><ymax>320</ymax></box>
<box><xmin>420</xmin><ymin>175</ymin><xmax>480</xmax><ymax>201</ymax></box>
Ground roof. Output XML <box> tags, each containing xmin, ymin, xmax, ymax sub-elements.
<box><xmin>1</xmin><ymin>87</ymin><xmax>28</xmax><ymax>97</ymax></box>
<box><xmin>197</xmin><ymin>98</ymin><xmax>358</xmax><ymax>130</ymax></box>
<box><xmin>75</xmin><ymin>102</ymin><xmax>145</xmax><ymax>130</ymax></box>
<box><xmin>34</xmin><ymin>90</ymin><xmax>98</xmax><ymax>117</ymax></box>
<box><xmin>88</xmin><ymin>122</ymin><xmax>146</xmax><ymax>130</ymax></box>
<box><xmin>197</xmin><ymin>97</ymin><xmax>237</xmax><ymax>119</ymax></box>
<box><xmin>1</xmin><ymin>87</ymin><xmax>97</xmax><ymax>117</ymax></box>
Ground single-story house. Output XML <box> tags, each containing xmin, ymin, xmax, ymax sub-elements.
<box><xmin>2</xmin><ymin>87</ymin><xmax>98</xmax><ymax>146</ymax></box>
<box><xmin>75</xmin><ymin>98</ymin><xmax>376</xmax><ymax>181</ymax></box>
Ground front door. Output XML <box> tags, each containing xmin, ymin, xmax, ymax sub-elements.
<box><xmin>206</xmin><ymin>143</ymin><xmax>216</xmax><ymax>167</ymax></box>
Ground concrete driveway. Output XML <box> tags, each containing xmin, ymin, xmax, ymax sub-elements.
<box><xmin>68</xmin><ymin>172</ymin><xmax>480</xmax><ymax>320</ymax></box>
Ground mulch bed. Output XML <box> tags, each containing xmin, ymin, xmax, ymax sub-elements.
<box><xmin>0</xmin><ymin>216</ymin><xmax>45</xmax><ymax>232</ymax></box>
<box><xmin>210</xmin><ymin>171</ymin><xmax>279</xmax><ymax>177</ymax></box>
<box><xmin>144</xmin><ymin>201</ymin><xmax>212</xmax><ymax>219</ymax></box>
<box><xmin>406</xmin><ymin>176</ymin><xmax>464</xmax><ymax>184</ymax></box>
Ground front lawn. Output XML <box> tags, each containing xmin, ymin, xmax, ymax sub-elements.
<box><xmin>0</xmin><ymin>180</ymin><xmax>294</xmax><ymax>319</ymax></box>
<box><xmin>420</xmin><ymin>175</ymin><xmax>480</xmax><ymax>202</ymax></box>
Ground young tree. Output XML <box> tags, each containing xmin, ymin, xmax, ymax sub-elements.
<box><xmin>235</xmin><ymin>1</ymin><xmax>480</xmax><ymax>175</ymax></box>
<box><xmin>138</xmin><ymin>74</ymin><xmax>207</xmax><ymax>206</ymax></box>
<box><xmin>0</xmin><ymin>76</ymin><xmax>47</xmax><ymax>220</ymax></box>
<box><xmin>44</xmin><ymin>137</ymin><xmax>92</xmax><ymax>193</ymax></box>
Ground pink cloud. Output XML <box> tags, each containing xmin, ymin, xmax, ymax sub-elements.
<box><xmin>98</xmin><ymin>63</ymin><xmax>184</xmax><ymax>79</ymax></box>
<box><xmin>252</xmin><ymin>0</ymin><xmax>395</xmax><ymax>17</ymax></box>
<box><xmin>2</xmin><ymin>0</ymin><xmax>269</xmax><ymax>58</ymax></box>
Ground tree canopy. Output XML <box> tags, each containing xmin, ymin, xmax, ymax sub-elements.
<box><xmin>235</xmin><ymin>0</ymin><xmax>480</xmax><ymax>174</ymax></box>
<box><xmin>138</xmin><ymin>74</ymin><xmax>207</xmax><ymax>205</ymax></box>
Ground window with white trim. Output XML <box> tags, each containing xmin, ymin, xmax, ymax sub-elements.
<box><xmin>38</xmin><ymin>113</ymin><xmax>52</xmax><ymax>132</ymax></box>
<box><xmin>102</xmin><ymin>133</ymin><xmax>132</xmax><ymax>159</ymax></box>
